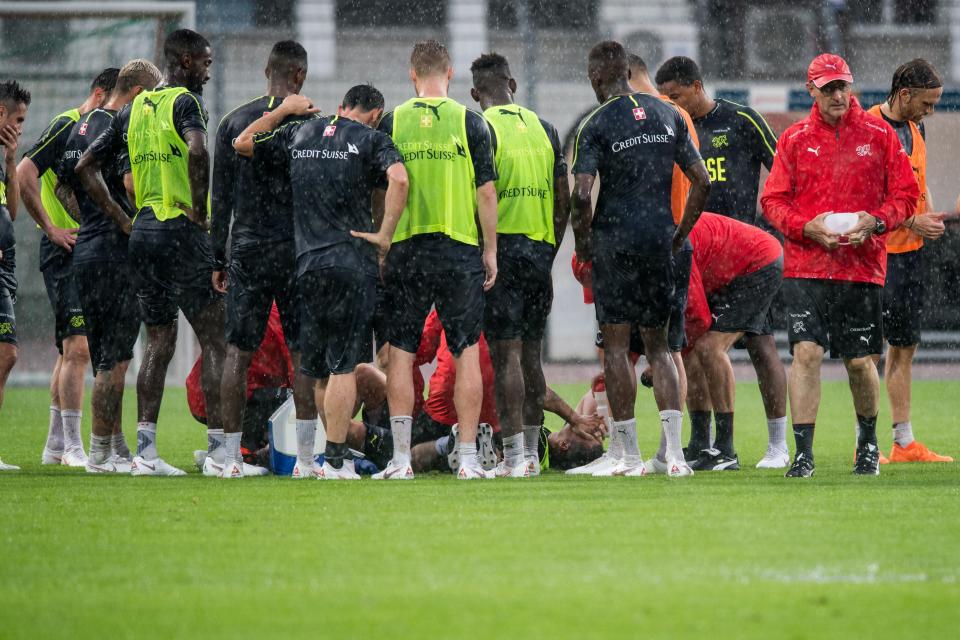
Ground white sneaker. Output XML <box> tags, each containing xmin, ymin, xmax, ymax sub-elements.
<box><xmin>457</xmin><ymin>460</ymin><xmax>495</xmax><ymax>479</ymax></box>
<box><xmin>666</xmin><ymin>459</ymin><xmax>694</xmax><ymax>477</ymax></box>
<box><xmin>242</xmin><ymin>461</ymin><xmax>269</xmax><ymax>476</ymax></box>
<box><xmin>371</xmin><ymin>458</ymin><xmax>414</xmax><ymax>480</ymax></box>
<box><xmin>0</xmin><ymin>458</ymin><xmax>20</xmax><ymax>471</ymax></box>
<box><xmin>566</xmin><ymin>452</ymin><xmax>618</xmax><ymax>475</ymax></box>
<box><xmin>340</xmin><ymin>458</ymin><xmax>361</xmax><ymax>480</ymax></box>
<box><xmin>202</xmin><ymin>456</ymin><xmax>223</xmax><ymax>477</ymax></box>
<box><xmin>525</xmin><ymin>457</ymin><xmax>541</xmax><ymax>477</ymax></box>
<box><xmin>317</xmin><ymin>460</ymin><xmax>361</xmax><ymax>480</ymax></box>
<box><xmin>61</xmin><ymin>447</ymin><xmax>88</xmax><ymax>467</ymax></box>
<box><xmin>193</xmin><ymin>449</ymin><xmax>207</xmax><ymax>471</ymax></box>
<box><xmin>109</xmin><ymin>454</ymin><xmax>133</xmax><ymax>473</ymax></box>
<box><xmin>756</xmin><ymin>446</ymin><xmax>790</xmax><ymax>469</ymax></box>
<box><xmin>220</xmin><ymin>460</ymin><xmax>244</xmax><ymax>478</ymax></box>
<box><xmin>495</xmin><ymin>458</ymin><xmax>530</xmax><ymax>478</ymax></box>
<box><xmin>130</xmin><ymin>456</ymin><xmax>186</xmax><ymax>476</ymax></box>
<box><xmin>41</xmin><ymin>447</ymin><xmax>63</xmax><ymax>465</ymax></box>
<box><xmin>291</xmin><ymin>458</ymin><xmax>321</xmax><ymax>479</ymax></box>
<box><xmin>589</xmin><ymin>454</ymin><xmax>626</xmax><ymax>477</ymax></box>
<box><xmin>644</xmin><ymin>457</ymin><xmax>669</xmax><ymax>475</ymax></box>
<box><xmin>477</xmin><ymin>423</ymin><xmax>497</xmax><ymax>471</ymax></box>
<box><xmin>85</xmin><ymin>458</ymin><xmax>122</xmax><ymax>474</ymax></box>
<box><xmin>610</xmin><ymin>457</ymin><xmax>646</xmax><ymax>476</ymax></box>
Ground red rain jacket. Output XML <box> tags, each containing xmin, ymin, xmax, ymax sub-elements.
<box><xmin>761</xmin><ymin>96</ymin><xmax>918</xmax><ymax>285</ymax></box>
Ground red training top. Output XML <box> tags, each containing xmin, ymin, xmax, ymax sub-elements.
<box><xmin>187</xmin><ymin>303</ymin><xmax>294</xmax><ymax>420</ymax></box>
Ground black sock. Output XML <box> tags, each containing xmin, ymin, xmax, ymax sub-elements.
<box><xmin>688</xmin><ymin>411</ymin><xmax>712</xmax><ymax>451</ymax></box>
<box><xmin>324</xmin><ymin>441</ymin><xmax>348</xmax><ymax>469</ymax></box>
<box><xmin>714</xmin><ymin>412</ymin><xmax>735</xmax><ymax>457</ymax></box>
<box><xmin>856</xmin><ymin>414</ymin><xmax>878</xmax><ymax>448</ymax></box>
<box><xmin>793</xmin><ymin>423</ymin><xmax>815</xmax><ymax>460</ymax></box>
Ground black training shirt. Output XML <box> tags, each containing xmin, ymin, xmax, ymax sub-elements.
<box><xmin>573</xmin><ymin>93</ymin><xmax>701</xmax><ymax>256</ymax></box>
<box><xmin>253</xmin><ymin>114</ymin><xmax>402</xmax><ymax>277</ymax></box>
<box><xmin>878</xmin><ymin>110</ymin><xmax>925</xmax><ymax>157</ymax></box>
<box><xmin>56</xmin><ymin>108</ymin><xmax>136</xmax><ymax>265</ymax></box>
<box><xmin>378</xmin><ymin>108</ymin><xmax>497</xmax><ymax>187</ymax></box>
<box><xmin>212</xmin><ymin>96</ymin><xmax>319</xmax><ymax>266</ymax></box>
<box><xmin>693</xmin><ymin>98</ymin><xmax>777</xmax><ymax>223</ymax></box>
<box><xmin>88</xmin><ymin>88</ymin><xmax>207</xmax><ymax>230</ymax></box>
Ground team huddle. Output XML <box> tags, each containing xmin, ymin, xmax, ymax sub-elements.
<box><xmin>0</xmin><ymin>28</ymin><xmax>953</xmax><ymax>479</ymax></box>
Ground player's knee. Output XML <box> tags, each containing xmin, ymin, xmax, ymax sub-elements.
<box><xmin>0</xmin><ymin>345</ymin><xmax>17</xmax><ymax>376</ymax></box>
<box><xmin>792</xmin><ymin>342</ymin><xmax>823</xmax><ymax>369</ymax></box>
<box><xmin>844</xmin><ymin>356</ymin><xmax>875</xmax><ymax>376</ymax></box>
<box><xmin>62</xmin><ymin>337</ymin><xmax>90</xmax><ymax>365</ymax></box>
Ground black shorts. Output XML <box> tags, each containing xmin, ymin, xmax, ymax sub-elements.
<box><xmin>708</xmin><ymin>258</ymin><xmax>783</xmax><ymax>335</ymax></box>
<box><xmin>412</xmin><ymin>411</ymin><xmax>452</xmax><ymax>445</ymax></box>
<box><xmin>74</xmin><ymin>262</ymin><xmax>140</xmax><ymax>372</ymax></box>
<box><xmin>225</xmin><ymin>244</ymin><xmax>300</xmax><ymax>352</ymax></box>
<box><xmin>783</xmin><ymin>278</ymin><xmax>883</xmax><ymax>359</ymax></box>
<box><xmin>593</xmin><ymin>247</ymin><xmax>687</xmax><ymax>355</ymax></box>
<box><xmin>128</xmin><ymin>215</ymin><xmax>222</xmax><ymax>326</ymax></box>
<box><xmin>298</xmin><ymin>267</ymin><xmax>376</xmax><ymax>379</ymax></box>
<box><xmin>883</xmin><ymin>249</ymin><xmax>923</xmax><ymax>347</ymax></box>
<box><xmin>483</xmin><ymin>245</ymin><xmax>553</xmax><ymax>342</ymax></box>
<box><xmin>0</xmin><ymin>279</ymin><xmax>15</xmax><ymax>346</ymax></box>
<box><xmin>40</xmin><ymin>249</ymin><xmax>85</xmax><ymax>352</ymax></box>
<box><xmin>384</xmin><ymin>234</ymin><xmax>484</xmax><ymax>357</ymax></box>
<box><xmin>592</xmin><ymin>249</ymin><xmax>674</xmax><ymax>328</ymax></box>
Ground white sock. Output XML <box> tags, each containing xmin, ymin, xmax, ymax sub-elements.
<box><xmin>612</xmin><ymin>418</ymin><xmax>640</xmax><ymax>461</ymax></box>
<box><xmin>391</xmin><ymin>416</ymin><xmax>412</xmax><ymax>461</ymax></box>
<box><xmin>136</xmin><ymin>422</ymin><xmax>158</xmax><ymax>460</ymax></box>
<box><xmin>893</xmin><ymin>422</ymin><xmax>914</xmax><ymax>447</ymax></box>
<box><xmin>45</xmin><ymin>406</ymin><xmax>64</xmax><ymax>452</ymax></box>
<box><xmin>206</xmin><ymin>428</ymin><xmax>225</xmax><ymax>464</ymax></box>
<box><xmin>459</xmin><ymin>441</ymin><xmax>478</xmax><ymax>467</ymax></box>
<box><xmin>224</xmin><ymin>432</ymin><xmax>242</xmax><ymax>465</ymax></box>
<box><xmin>503</xmin><ymin>433</ymin><xmax>525</xmax><ymax>465</ymax></box>
<box><xmin>522</xmin><ymin>425</ymin><xmax>540</xmax><ymax>461</ymax></box>
<box><xmin>661</xmin><ymin>410</ymin><xmax>684</xmax><ymax>462</ymax></box>
<box><xmin>607</xmin><ymin>417</ymin><xmax>623</xmax><ymax>458</ymax></box>
<box><xmin>767</xmin><ymin>416</ymin><xmax>788</xmax><ymax>452</ymax></box>
<box><xmin>111</xmin><ymin>432</ymin><xmax>132</xmax><ymax>459</ymax></box>
<box><xmin>89</xmin><ymin>434</ymin><xmax>112</xmax><ymax>464</ymax></box>
<box><xmin>61</xmin><ymin>410</ymin><xmax>83</xmax><ymax>452</ymax></box>
<box><xmin>295</xmin><ymin>419</ymin><xmax>317</xmax><ymax>464</ymax></box>
<box><xmin>656</xmin><ymin>429</ymin><xmax>668</xmax><ymax>463</ymax></box>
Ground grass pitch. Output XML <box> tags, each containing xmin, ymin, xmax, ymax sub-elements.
<box><xmin>1</xmin><ymin>381</ymin><xmax>958</xmax><ymax>638</ymax></box>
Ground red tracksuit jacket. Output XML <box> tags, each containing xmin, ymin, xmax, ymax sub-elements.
<box><xmin>761</xmin><ymin>96</ymin><xmax>918</xmax><ymax>285</ymax></box>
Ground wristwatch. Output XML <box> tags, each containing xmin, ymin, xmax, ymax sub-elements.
<box><xmin>873</xmin><ymin>217</ymin><xmax>887</xmax><ymax>235</ymax></box>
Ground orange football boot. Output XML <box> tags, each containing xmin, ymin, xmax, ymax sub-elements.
<box><xmin>888</xmin><ymin>440</ymin><xmax>954</xmax><ymax>463</ymax></box>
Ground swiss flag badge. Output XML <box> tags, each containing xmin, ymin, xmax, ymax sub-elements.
<box><xmin>633</xmin><ymin>107</ymin><xmax>646</xmax><ymax>121</ymax></box>
<box><xmin>78</xmin><ymin>122</ymin><xmax>88</xmax><ymax>136</ymax></box>
<box><xmin>323</xmin><ymin>125</ymin><xmax>336</xmax><ymax>137</ymax></box>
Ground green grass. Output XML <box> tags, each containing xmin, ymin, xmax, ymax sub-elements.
<box><xmin>1</xmin><ymin>381</ymin><xmax>958</xmax><ymax>638</ymax></box>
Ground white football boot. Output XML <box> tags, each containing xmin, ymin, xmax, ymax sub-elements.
<box><xmin>61</xmin><ymin>447</ymin><xmax>88</xmax><ymax>468</ymax></box>
<box><xmin>610</xmin><ymin>457</ymin><xmax>646</xmax><ymax>476</ymax></box>
<box><xmin>371</xmin><ymin>458</ymin><xmax>414</xmax><ymax>480</ymax></box>
<box><xmin>0</xmin><ymin>458</ymin><xmax>20</xmax><ymax>471</ymax></box>
<box><xmin>495</xmin><ymin>458</ymin><xmax>530</xmax><ymax>478</ymax></box>
<box><xmin>316</xmin><ymin>460</ymin><xmax>361</xmax><ymax>480</ymax></box>
<box><xmin>666</xmin><ymin>458</ymin><xmax>694</xmax><ymax>478</ymax></box>
<box><xmin>291</xmin><ymin>458</ymin><xmax>321</xmax><ymax>479</ymax></box>
<box><xmin>566</xmin><ymin>452</ymin><xmax>620</xmax><ymax>475</ymax></box>
<box><xmin>644</xmin><ymin>457</ymin><xmax>669</xmax><ymax>475</ymax></box>
<box><xmin>525</xmin><ymin>456</ymin><xmax>541</xmax><ymax>477</ymax></box>
<box><xmin>589</xmin><ymin>453</ymin><xmax>627</xmax><ymax>477</ymax></box>
<box><xmin>41</xmin><ymin>448</ymin><xmax>63</xmax><ymax>465</ymax></box>
<box><xmin>457</xmin><ymin>459</ymin><xmax>495</xmax><ymax>479</ymax></box>
<box><xmin>131</xmin><ymin>456</ymin><xmax>186</xmax><ymax>476</ymax></box>
<box><xmin>756</xmin><ymin>446</ymin><xmax>790</xmax><ymax>469</ymax></box>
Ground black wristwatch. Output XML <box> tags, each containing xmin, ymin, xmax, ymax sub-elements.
<box><xmin>873</xmin><ymin>217</ymin><xmax>887</xmax><ymax>235</ymax></box>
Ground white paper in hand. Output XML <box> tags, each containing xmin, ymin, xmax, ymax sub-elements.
<box><xmin>824</xmin><ymin>212</ymin><xmax>858</xmax><ymax>234</ymax></box>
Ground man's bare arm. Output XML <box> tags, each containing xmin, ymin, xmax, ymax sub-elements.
<box><xmin>552</xmin><ymin>173</ymin><xmax>571</xmax><ymax>256</ymax></box>
<box><xmin>570</xmin><ymin>173</ymin><xmax>596</xmax><ymax>262</ymax></box>
<box><xmin>674</xmin><ymin>160</ymin><xmax>710</xmax><ymax>252</ymax></box>
<box><xmin>17</xmin><ymin>156</ymin><xmax>77</xmax><ymax>250</ymax></box>
<box><xmin>233</xmin><ymin>94</ymin><xmax>319</xmax><ymax>158</ymax></box>
<box><xmin>184</xmin><ymin>129</ymin><xmax>210</xmax><ymax>230</ymax></box>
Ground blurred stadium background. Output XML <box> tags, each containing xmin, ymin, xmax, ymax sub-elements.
<box><xmin>1</xmin><ymin>0</ymin><xmax>958</xmax><ymax>384</ymax></box>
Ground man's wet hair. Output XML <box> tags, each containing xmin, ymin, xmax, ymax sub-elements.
<box><xmin>627</xmin><ymin>53</ymin><xmax>647</xmax><ymax>75</ymax></box>
<box><xmin>588</xmin><ymin>41</ymin><xmax>629</xmax><ymax>85</ymax></box>
<box><xmin>888</xmin><ymin>58</ymin><xmax>942</xmax><ymax>102</ymax></box>
<box><xmin>90</xmin><ymin>68</ymin><xmax>120</xmax><ymax>93</ymax></box>
<box><xmin>0</xmin><ymin>80</ymin><xmax>31</xmax><ymax>109</ymax></box>
<box><xmin>164</xmin><ymin>29</ymin><xmax>211</xmax><ymax>68</ymax></box>
<box><xmin>410</xmin><ymin>39</ymin><xmax>451</xmax><ymax>77</ymax></box>
<box><xmin>267</xmin><ymin>40</ymin><xmax>308</xmax><ymax>75</ymax></box>
<box><xmin>470</xmin><ymin>52</ymin><xmax>511</xmax><ymax>94</ymax></box>
<box><xmin>550</xmin><ymin>438</ymin><xmax>604</xmax><ymax>471</ymax></box>
<box><xmin>115</xmin><ymin>59</ymin><xmax>162</xmax><ymax>95</ymax></box>
<box><xmin>342</xmin><ymin>84</ymin><xmax>384</xmax><ymax>112</ymax></box>
<box><xmin>655</xmin><ymin>56</ymin><xmax>702</xmax><ymax>87</ymax></box>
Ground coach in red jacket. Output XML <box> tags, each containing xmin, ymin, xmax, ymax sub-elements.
<box><xmin>761</xmin><ymin>54</ymin><xmax>919</xmax><ymax>478</ymax></box>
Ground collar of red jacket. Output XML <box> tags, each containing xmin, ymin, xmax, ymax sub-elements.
<box><xmin>810</xmin><ymin>93</ymin><xmax>864</xmax><ymax>129</ymax></box>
